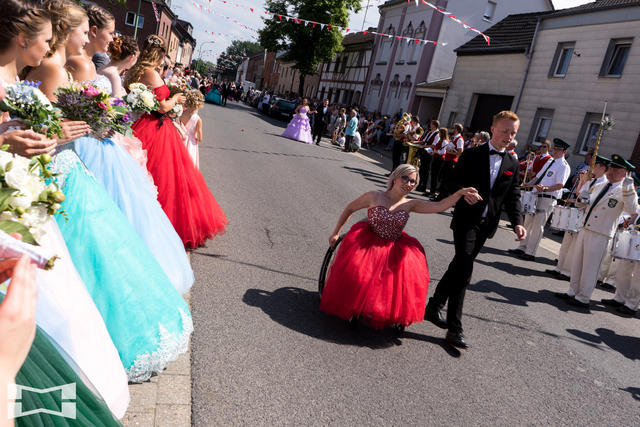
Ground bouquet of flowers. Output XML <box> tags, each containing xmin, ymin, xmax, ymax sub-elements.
<box><xmin>110</xmin><ymin>97</ymin><xmax>135</xmax><ymax>135</ymax></box>
<box><xmin>0</xmin><ymin>81</ymin><xmax>63</xmax><ymax>138</ymax></box>
<box><xmin>125</xmin><ymin>83</ymin><xmax>159</xmax><ymax>113</ymax></box>
<box><xmin>168</xmin><ymin>103</ymin><xmax>183</xmax><ymax>118</ymax></box>
<box><xmin>55</xmin><ymin>83</ymin><xmax>122</xmax><ymax>139</ymax></box>
<box><xmin>167</xmin><ymin>79</ymin><xmax>189</xmax><ymax>97</ymax></box>
<box><xmin>0</xmin><ymin>150</ymin><xmax>65</xmax><ymax>268</ymax></box>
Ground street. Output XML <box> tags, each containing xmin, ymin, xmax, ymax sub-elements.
<box><xmin>190</xmin><ymin>101</ymin><xmax>640</xmax><ymax>425</ymax></box>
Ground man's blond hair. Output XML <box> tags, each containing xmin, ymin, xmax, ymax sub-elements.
<box><xmin>492</xmin><ymin>110</ymin><xmax>519</xmax><ymax>126</ymax></box>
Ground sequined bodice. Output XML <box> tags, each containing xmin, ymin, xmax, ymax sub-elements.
<box><xmin>367</xmin><ymin>206</ymin><xmax>409</xmax><ymax>241</ymax></box>
<box><xmin>299</xmin><ymin>107</ymin><xmax>308</xmax><ymax>115</ymax></box>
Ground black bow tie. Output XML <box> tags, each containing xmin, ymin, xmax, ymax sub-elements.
<box><xmin>489</xmin><ymin>149</ymin><xmax>506</xmax><ymax>157</ymax></box>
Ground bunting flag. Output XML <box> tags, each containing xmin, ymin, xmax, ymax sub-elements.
<box><xmin>413</xmin><ymin>0</ymin><xmax>490</xmax><ymax>45</ymax></box>
<box><xmin>152</xmin><ymin>1</ymin><xmax>160</xmax><ymax>23</ymax></box>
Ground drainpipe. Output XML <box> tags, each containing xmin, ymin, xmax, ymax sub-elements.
<box><xmin>513</xmin><ymin>17</ymin><xmax>541</xmax><ymax>113</ymax></box>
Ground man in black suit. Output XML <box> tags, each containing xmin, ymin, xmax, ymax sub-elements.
<box><xmin>425</xmin><ymin>110</ymin><xmax>526</xmax><ymax>349</ymax></box>
<box><xmin>312</xmin><ymin>98</ymin><xmax>330</xmax><ymax>145</ymax></box>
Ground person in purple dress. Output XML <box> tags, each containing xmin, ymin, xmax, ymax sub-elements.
<box><xmin>281</xmin><ymin>97</ymin><xmax>315</xmax><ymax>144</ymax></box>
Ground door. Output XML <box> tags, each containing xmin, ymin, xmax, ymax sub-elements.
<box><xmin>469</xmin><ymin>94</ymin><xmax>514</xmax><ymax>132</ymax></box>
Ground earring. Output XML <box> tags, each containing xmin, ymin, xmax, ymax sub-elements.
<box><xmin>23</xmin><ymin>44</ymin><xmax>28</xmax><ymax>50</ymax></box>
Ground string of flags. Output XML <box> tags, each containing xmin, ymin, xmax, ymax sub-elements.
<box><xmin>411</xmin><ymin>0</ymin><xmax>490</xmax><ymax>45</ymax></box>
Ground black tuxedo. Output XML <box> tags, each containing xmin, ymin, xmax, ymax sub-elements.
<box><xmin>429</xmin><ymin>143</ymin><xmax>522</xmax><ymax>333</ymax></box>
<box><xmin>312</xmin><ymin>104</ymin><xmax>330</xmax><ymax>143</ymax></box>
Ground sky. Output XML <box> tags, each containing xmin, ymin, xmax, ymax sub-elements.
<box><xmin>171</xmin><ymin>0</ymin><xmax>594</xmax><ymax>63</ymax></box>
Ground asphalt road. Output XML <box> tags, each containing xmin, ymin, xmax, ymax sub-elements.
<box><xmin>190</xmin><ymin>100</ymin><xmax>640</xmax><ymax>426</ymax></box>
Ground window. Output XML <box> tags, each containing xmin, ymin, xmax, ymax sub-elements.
<box><xmin>600</xmin><ymin>38</ymin><xmax>632</xmax><ymax>77</ymax></box>
<box><xmin>577</xmin><ymin>112</ymin><xmax>603</xmax><ymax>154</ymax></box>
<box><xmin>447</xmin><ymin>111</ymin><xmax>457</xmax><ymax>128</ymax></box>
<box><xmin>549</xmin><ymin>42</ymin><xmax>574</xmax><ymax>77</ymax></box>
<box><xmin>528</xmin><ymin>108</ymin><xmax>554</xmax><ymax>144</ymax></box>
<box><xmin>357</xmin><ymin>51</ymin><xmax>364</xmax><ymax>67</ymax></box>
<box><xmin>484</xmin><ymin>1</ymin><xmax>497</xmax><ymax>20</ymax></box>
<box><xmin>377</xmin><ymin>25</ymin><xmax>394</xmax><ymax>63</ymax></box>
<box><xmin>125</xmin><ymin>12</ymin><xmax>144</xmax><ymax>29</ymax></box>
<box><xmin>409</xmin><ymin>22</ymin><xmax>426</xmax><ymax>64</ymax></box>
<box><xmin>341</xmin><ymin>55</ymin><xmax>347</xmax><ymax>73</ymax></box>
<box><xmin>334</xmin><ymin>57</ymin><xmax>341</xmax><ymax>72</ymax></box>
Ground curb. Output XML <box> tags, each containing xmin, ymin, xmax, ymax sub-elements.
<box><xmin>122</xmin><ymin>292</ymin><xmax>192</xmax><ymax>427</ymax></box>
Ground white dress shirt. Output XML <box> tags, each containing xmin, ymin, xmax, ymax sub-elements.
<box><xmin>483</xmin><ymin>141</ymin><xmax>505</xmax><ymax>217</ymax></box>
<box><xmin>532</xmin><ymin>156</ymin><xmax>571</xmax><ymax>199</ymax></box>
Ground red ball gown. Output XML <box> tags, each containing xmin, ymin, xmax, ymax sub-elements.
<box><xmin>320</xmin><ymin>206</ymin><xmax>430</xmax><ymax>328</ymax></box>
<box><xmin>132</xmin><ymin>84</ymin><xmax>227</xmax><ymax>248</ymax></box>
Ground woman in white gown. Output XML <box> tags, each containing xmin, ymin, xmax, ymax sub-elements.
<box><xmin>0</xmin><ymin>1</ymin><xmax>129</xmax><ymax>417</ymax></box>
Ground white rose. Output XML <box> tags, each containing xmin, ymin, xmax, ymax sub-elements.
<box><xmin>141</xmin><ymin>91</ymin><xmax>155</xmax><ymax>108</ymax></box>
<box><xmin>0</xmin><ymin>151</ymin><xmax>14</xmax><ymax>169</ymax></box>
<box><xmin>10</xmin><ymin>193</ymin><xmax>33</xmax><ymax>209</ymax></box>
<box><xmin>4</xmin><ymin>166</ymin><xmax>30</xmax><ymax>190</ymax></box>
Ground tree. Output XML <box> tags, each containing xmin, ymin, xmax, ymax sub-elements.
<box><xmin>192</xmin><ymin>59</ymin><xmax>216</xmax><ymax>76</ymax></box>
<box><xmin>215</xmin><ymin>40</ymin><xmax>263</xmax><ymax>79</ymax></box>
<box><xmin>259</xmin><ymin>0</ymin><xmax>361</xmax><ymax>96</ymax></box>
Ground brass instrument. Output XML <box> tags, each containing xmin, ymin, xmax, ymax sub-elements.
<box><xmin>407</xmin><ymin>124</ymin><xmax>424</xmax><ymax>167</ymax></box>
<box><xmin>393</xmin><ymin>112</ymin><xmax>412</xmax><ymax>140</ymax></box>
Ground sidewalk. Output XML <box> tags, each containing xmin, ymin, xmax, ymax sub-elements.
<box><xmin>122</xmin><ymin>292</ymin><xmax>192</xmax><ymax>427</ymax></box>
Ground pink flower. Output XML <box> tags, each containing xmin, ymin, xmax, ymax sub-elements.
<box><xmin>83</xmin><ymin>85</ymin><xmax>100</xmax><ymax>97</ymax></box>
<box><xmin>97</xmin><ymin>101</ymin><xmax>108</xmax><ymax>110</ymax></box>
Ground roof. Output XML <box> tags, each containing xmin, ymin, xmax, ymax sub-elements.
<box><xmin>456</xmin><ymin>11</ymin><xmax>552</xmax><ymax>55</ymax></box>
<box><xmin>416</xmin><ymin>78</ymin><xmax>451</xmax><ymax>90</ymax></box>
<box><xmin>549</xmin><ymin>0</ymin><xmax>640</xmax><ymax>18</ymax></box>
<box><xmin>342</xmin><ymin>30</ymin><xmax>376</xmax><ymax>47</ymax></box>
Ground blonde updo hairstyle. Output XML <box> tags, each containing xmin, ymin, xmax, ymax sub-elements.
<box><xmin>44</xmin><ymin>0</ymin><xmax>87</xmax><ymax>55</ymax></box>
<box><xmin>84</xmin><ymin>4</ymin><xmax>114</xmax><ymax>30</ymax></box>
<box><xmin>124</xmin><ymin>35</ymin><xmax>166</xmax><ymax>91</ymax></box>
<box><xmin>108</xmin><ymin>35</ymin><xmax>139</xmax><ymax>62</ymax></box>
<box><xmin>184</xmin><ymin>89</ymin><xmax>204</xmax><ymax>110</ymax></box>
<box><xmin>386</xmin><ymin>164</ymin><xmax>419</xmax><ymax>191</ymax></box>
<box><xmin>0</xmin><ymin>0</ymin><xmax>51</xmax><ymax>53</ymax></box>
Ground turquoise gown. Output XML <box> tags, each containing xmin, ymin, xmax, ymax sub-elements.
<box><xmin>51</xmin><ymin>145</ymin><xmax>192</xmax><ymax>382</ymax></box>
<box><xmin>73</xmin><ymin>75</ymin><xmax>194</xmax><ymax>295</ymax></box>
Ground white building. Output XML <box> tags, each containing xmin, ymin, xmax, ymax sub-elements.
<box><xmin>361</xmin><ymin>0</ymin><xmax>553</xmax><ymax>119</ymax></box>
<box><xmin>440</xmin><ymin>0</ymin><xmax>640</xmax><ymax>168</ymax></box>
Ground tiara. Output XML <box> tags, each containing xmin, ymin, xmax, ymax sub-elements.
<box><xmin>148</xmin><ymin>37</ymin><xmax>164</xmax><ymax>47</ymax></box>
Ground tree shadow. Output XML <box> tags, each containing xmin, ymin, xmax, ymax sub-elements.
<box><xmin>242</xmin><ymin>286</ymin><xmax>459</xmax><ymax>356</ymax></box>
<box><xmin>566</xmin><ymin>328</ymin><xmax>640</xmax><ymax>360</ymax></box>
<box><xmin>343</xmin><ymin>165</ymin><xmax>388</xmax><ymax>188</ymax></box>
<box><xmin>194</xmin><ymin>252</ymin><xmax>317</xmax><ymax>282</ymax></box>
<box><xmin>474</xmin><ymin>260</ymin><xmax>553</xmax><ymax>279</ymax></box>
<box><xmin>620</xmin><ymin>386</ymin><xmax>640</xmax><ymax>401</ymax></box>
<box><xmin>206</xmin><ymin>146</ymin><xmax>341</xmax><ymax>162</ymax></box>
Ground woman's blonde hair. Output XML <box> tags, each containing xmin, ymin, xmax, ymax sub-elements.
<box><xmin>184</xmin><ymin>89</ymin><xmax>204</xmax><ymax>110</ymax></box>
<box><xmin>44</xmin><ymin>0</ymin><xmax>87</xmax><ymax>55</ymax></box>
<box><xmin>439</xmin><ymin>127</ymin><xmax>449</xmax><ymax>142</ymax></box>
<box><xmin>386</xmin><ymin>164</ymin><xmax>419</xmax><ymax>191</ymax></box>
<box><xmin>124</xmin><ymin>35</ymin><xmax>166</xmax><ymax>90</ymax></box>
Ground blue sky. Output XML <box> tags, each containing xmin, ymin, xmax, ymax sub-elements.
<box><xmin>172</xmin><ymin>0</ymin><xmax>593</xmax><ymax>62</ymax></box>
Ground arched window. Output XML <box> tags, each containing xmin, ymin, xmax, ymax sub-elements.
<box><xmin>398</xmin><ymin>23</ymin><xmax>414</xmax><ymax>62</ymax></box>
<box><xmin>378</xmin><ymin>25</ymin><xmax>394</xmax><ymax>63</ymax></box>
<box><xmin>408</xmin><ymin>21</ymin><xmax>427</xmax><ymax>63</ymax></box>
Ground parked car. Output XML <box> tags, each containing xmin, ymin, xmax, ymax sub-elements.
<box><xmin>269</xmin><ymin>99</ymin><xmax>297</xmax><ymax>121</ymax></box>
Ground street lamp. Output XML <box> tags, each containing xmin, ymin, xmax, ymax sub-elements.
<box><xmin>196</xmin><ymin>40</ymin><xmax>215</xmax><ymax>74</ymax></box>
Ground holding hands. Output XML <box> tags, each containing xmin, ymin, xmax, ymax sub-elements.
<box><xmin>458</xmin><ymin>187</ymin><xmax>482</xmax><ymax>205</ymax></box>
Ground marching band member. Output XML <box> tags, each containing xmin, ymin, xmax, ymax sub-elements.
<box><xmin>546</xmin><ymin>155</ymin><xmax>610</xmax><ymax>280</ymax></box>
<box><xmin>416</xmin><ymin>119</ymin><xmax>440</xmax><ymax>195</ymax></box>
<box><xmin>429</xmin><ymin>127</ymin><xmax>448</xmax><ymax>199</ymax></box>
<box><xmin>436</xmin><ymin>123</ymin><xmax>464</xmax><ymax>200</ymax></box>
<box><xmin>509</xmin><ymin>138</ymin><xmax>571</xmax><ymax>261</ymax></box>
<box><xmin>601</xmin><ymin>175</ymin><xmax>640</xmax><ymax>316</ymax></box>
<box><xmin>556</xmin><ymin>155</ymin><xmax>639</xmax><ymax>309</ymax></box>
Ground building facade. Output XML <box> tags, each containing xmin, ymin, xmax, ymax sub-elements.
<box><xmin>361</xmin><ymin>0</ymin><xmax>553</xmax><ymax>118</ymax></box>
<box><xmin>317</xmin><ymin>31</ymin><xmax>375</xmax><ymax>106</ymax></box>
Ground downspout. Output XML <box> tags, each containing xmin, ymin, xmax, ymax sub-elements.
<box><xmin>513</xmin><ymin>17</ymin><xmax>541</xmax><ymax>113</ymax></box>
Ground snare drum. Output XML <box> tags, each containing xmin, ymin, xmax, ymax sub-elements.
<box><xmin>550</xmin><ymin>206</ymin><xmax>584</xmax><ymax>233</ymax></box>
<box><xmin>612</xmin><ymin>229</ymin><xmax>640</xmax><ymax>262</ymax></box>
<box><xmin>521</xmin><ymin>190</ymin><xmax>537</xmax><ymax>215</ymax></box>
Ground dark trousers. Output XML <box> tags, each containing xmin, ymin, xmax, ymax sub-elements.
<box><xmin>222</xmin><ymin>95</ymin><xmax>228</xmax><ymax>105</ymax></box>
<box><xmin>312</xmin><ymin>124</ymin><xmax>324</xmax><ymax>144</ymax></box>
<box><xmin>391</xmin><ymin>140</ymin><xmax>406</xmax><ymax>171</ymax></box>
<box><xmin>437</xmin><ymin>160</ymin><xmax>456</xmax><ymax>198</ymax></box>
<box><xmin>344</xmin><ymin>135</ymin><xmax>354</xmax><ymax>152</ymax></box>
<box><xmin>416</xmin><ymin>152</ymin><xmax>432</xmax><ymax>191</ymax></box>
<box><xmin>430</xmin><ymin>156</ymin><xmax>443</xmax><ymax>194</ymax></box>
<box><xmin>429</xmin><ymin>223</ymin><xmax>489</xmax><ymax>333</ymax></box>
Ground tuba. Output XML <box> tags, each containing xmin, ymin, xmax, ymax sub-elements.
<box><xmin>393</xmin><ymin>113</ymin><xmax>412</xmax><ymax>140</ymax></box>
<box><xmin>407</xmin><ymin>124</ymin><xmax>424</xmax><ymax>167</ymax></box>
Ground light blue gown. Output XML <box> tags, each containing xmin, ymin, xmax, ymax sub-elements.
<box><xmin>51</xmin><ymin>145</ymin><xmax>193</xmax><ymax>382</ymax></box>
<box><xmin>73</xmin><ymin>75</ymin><xmax>193</xmax><ymax>295</ymax></box>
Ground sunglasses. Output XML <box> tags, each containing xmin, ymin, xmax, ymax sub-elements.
<box><xmin>400</xmin><ymin>175</ymin><xmax>417</xmax><ymax>185</ymax></box>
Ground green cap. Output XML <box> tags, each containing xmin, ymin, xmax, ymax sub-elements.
<box><xmin>609</xmin><ymin>154</ymin><xmax>636</xmax><ymax>171</ymax></box>
<box><xmin>594</xmin><ymin>155</ymin><xmax>610</xmax><ymax>166</ymax></box>
<box><xmin>553</xmin><ymin>138</ymin><xmax>570</xmax><ymax>150</ymax></box>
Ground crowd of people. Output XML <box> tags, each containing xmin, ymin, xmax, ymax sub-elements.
<box><xmin>0</xmin><ymin>0</ymin><xmax>228</xmax><ymax>424</ymax></box>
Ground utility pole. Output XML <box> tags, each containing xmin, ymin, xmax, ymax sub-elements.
<box><xmin>361</xmin><ymin>0</ymin><xmax>372</xmax><ymax>31</ymax></box>
<box><xmin>133</xmin><ymin>0</ymin><xmax>143</xmax><ymax>40</ymax></box>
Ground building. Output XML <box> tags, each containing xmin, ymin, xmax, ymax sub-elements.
<box><xmin>246</xmin><ymin>51</ymin><xmax>266</xmax><ymax>89</ymax></box>
<box><xmin>361</xmin><ymin>0</ymin><xmax>553</xmax><ymax>118</ymax></box>
<box><xmin>441</xmin><ymin>0</ymin><xmax>640</xmax><ymax>168</ymax></box>
<box><xmin>317</xmin><ymin>30</ymin><xmax>376</xmax><ymax>106</ymax></box>
<box><xmin>90</xmin><ymin>0</ymin><xmax>195</xmax><ymax>65</ymax></box>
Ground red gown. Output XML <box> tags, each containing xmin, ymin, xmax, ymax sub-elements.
<box><xmin>132</xmin><ymin>85</ymin><xmax>227</xmax><ymax>248</ymax></box>
<box><xmin>320</xmin><ymin>206</ymin><xmax>430</xmax><ymax>329</ymax></box>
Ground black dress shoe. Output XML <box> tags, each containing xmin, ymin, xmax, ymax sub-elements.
<box><xmin>508</xmin><ymin>248</ymin><xmax>525</xmax><ymax>256</ymax></box>
<box><xmin>601</xmin><ymin>298</ymin><xmax>623</xmax><ymax>308</ymax></box>
<box><xmin>424</xmin><ymin>302</ymin><xmax>448</xmax><ymax>329</ymax></box>
<box><xmin>554</xmin><ymin>292</ymin><xmax>570</xmax><ymax>300</ymax></box>
<box><xmin>599</xmin><ymin>282</ymin><xmax>616</xmax><ymax>291</ymax></box>
<box><xmin>518</xmin><ymin>253</ymin><xmax>535</xmax><ymax>261</ymax></box>
<box><xmin>545</xmin><ymin>269</ymin><xmax>560</xmax><ymax>277</ymax></box>
<box><xmin>616</xmin><ymin>305</ymin><xmax>638</xmax><ymax>316</ymax></box>
<box><xmin>445</xmin><ymin>331</ymin><xmax>469</xmax><ymax>349</ymax></box>
<box><xmin>566</xmin><ymin>298</ymin><xmax>590</xmax><ymax>309</ymax></box>
<box><xmin>557</xmin><ymin>273</ymin><xmax>570</xmax><ymax>281</ymax></box>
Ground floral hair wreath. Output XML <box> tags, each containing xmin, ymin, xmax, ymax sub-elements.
<box><xmin>148</xmin><ymin>37</ymin><xmax>164</xmax><ymax>47</ymax></box>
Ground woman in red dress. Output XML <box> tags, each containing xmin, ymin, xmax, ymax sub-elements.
<box><xmin>125</xmin><ymin>36</ymin><xmax>227</xmax><ymax>248</ymax></box>
<box><xmin>320</xmin><ymin>164</ymin><xmax>480</xmax><ymax>330</ymax></box>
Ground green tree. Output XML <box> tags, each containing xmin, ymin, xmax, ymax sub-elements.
<box><xmin>215</xmin><ymin>40</ymin><xmax>263</xmax><ymax>78</ymax></box>
<box><xmin>259</xmin><ymin>0</ymin><xmax>361</xmax><ymax>96</ymax></box>
<box><xmin>192</xmin><ymin>59</ymin><xmax>216</xmax><ymax>76</ymax></box>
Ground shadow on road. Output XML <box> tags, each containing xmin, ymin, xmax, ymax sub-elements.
<box><xmin>205</xmin><ymin>146</ymin><xmax>342</xmax><ymax>162</ymax></box>
<box><xmin>620</xmin><ymin>386</ymin><xmax>640</xmax><ymax>401</ymax></box>
<box><xmin>194</xmin><ymin>252</ymin><xmax>316</xmax><ymax>282</ymax></box>
<box><xmin>343</xmin><ymin>166</ymin><xmax>387</xmax><ymax>189</ymax></box>
<box><xmin>566</xmin><ymin>328</ymin><xmax>640</xmax><ymax>360</ymax></box>
<box><xmin>242</xmin><ymin>286</ymin><xmax>460</xmax><ymax>356</ymax></box>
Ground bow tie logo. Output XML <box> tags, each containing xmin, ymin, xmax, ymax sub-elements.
<box><xmin>490</xmin><ymin>149</ymin><xmax>506</xmax><ymax>157</ymax></box>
